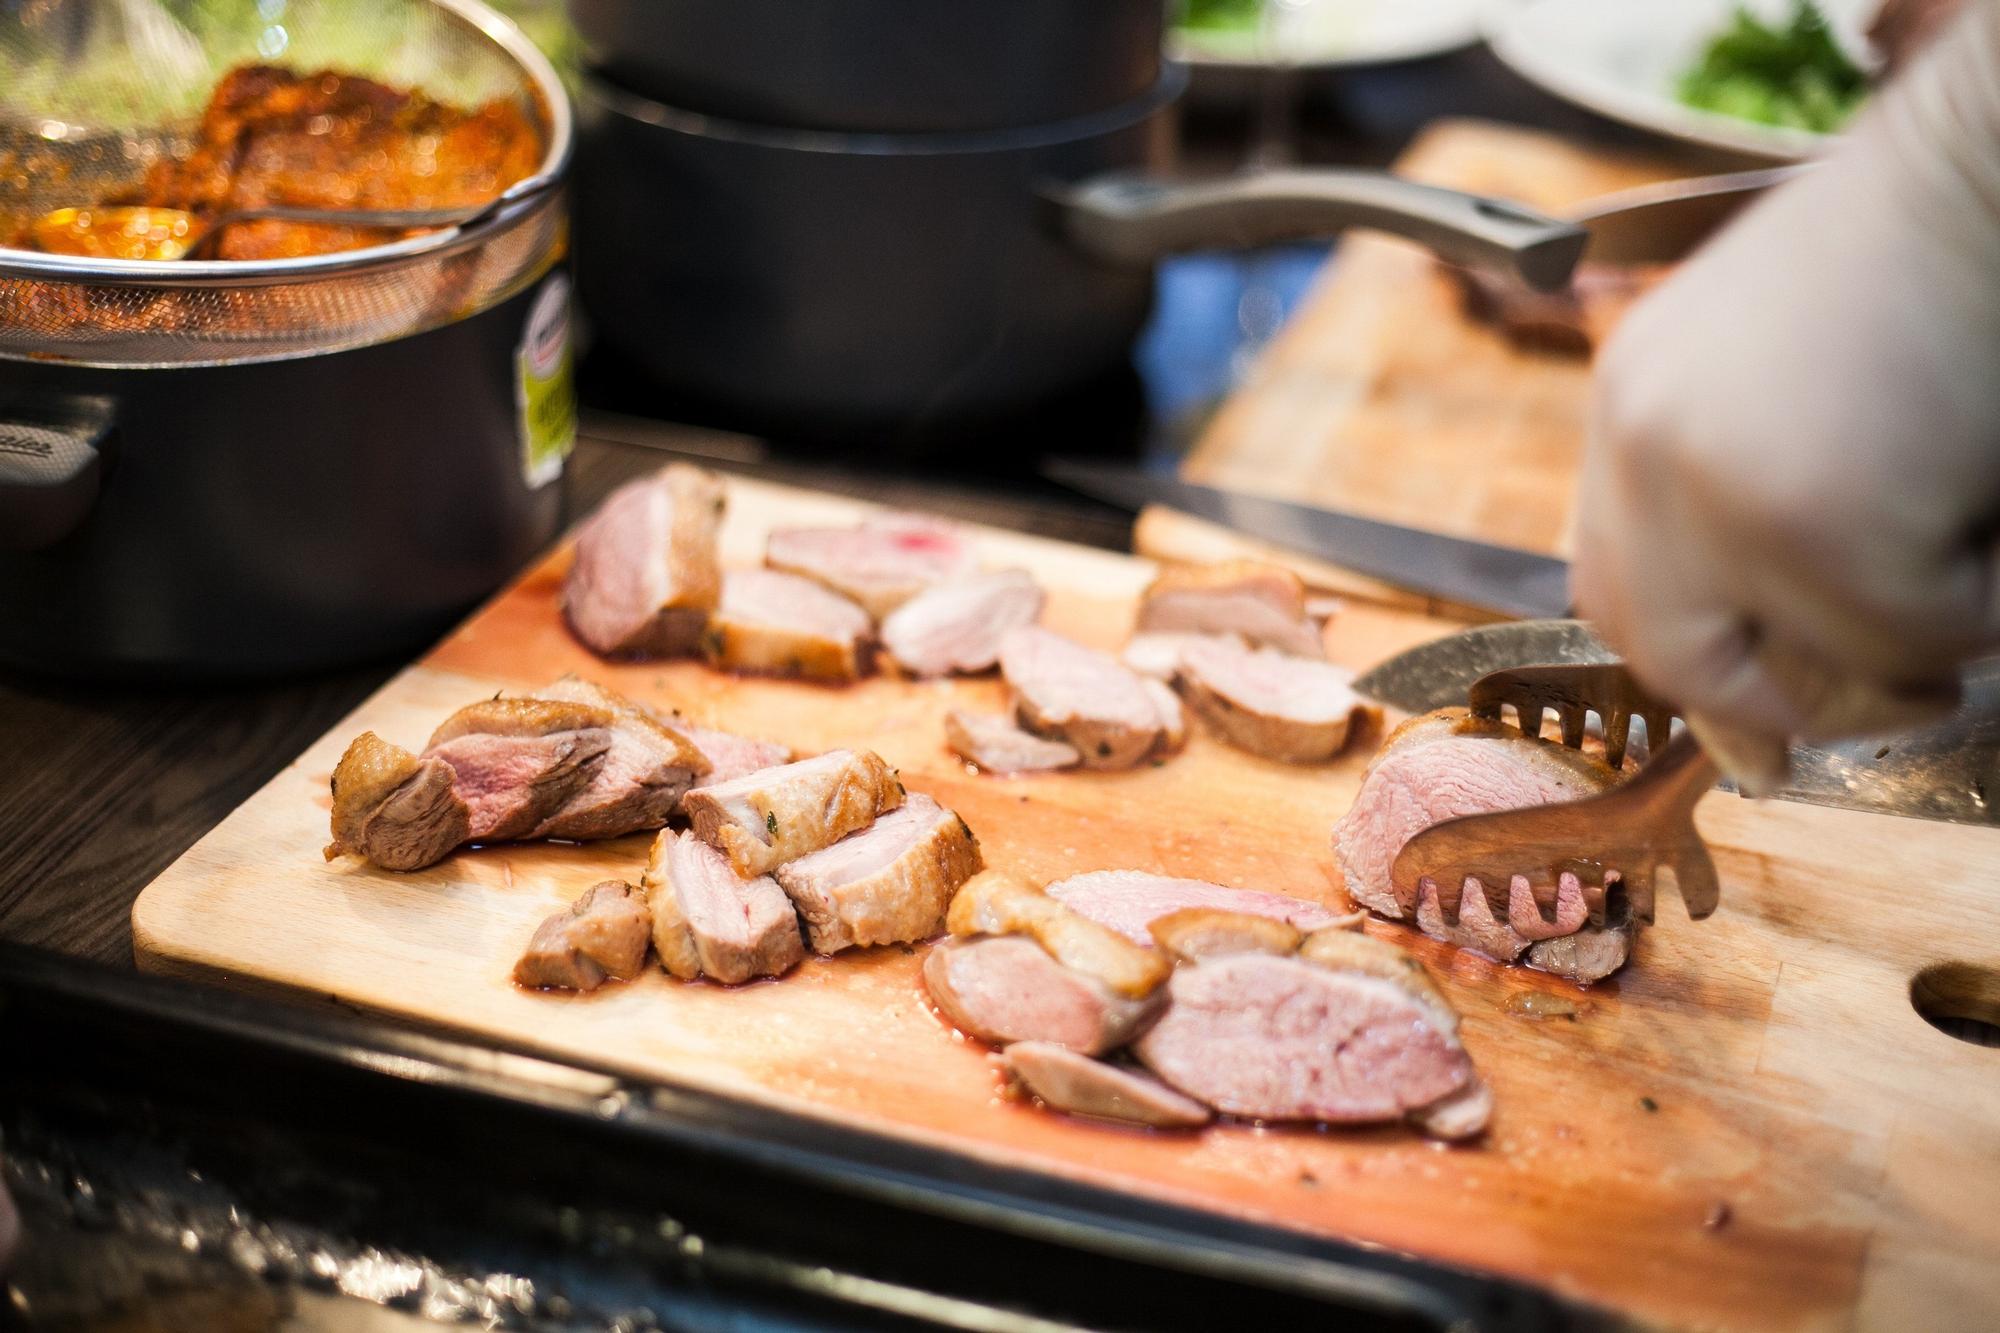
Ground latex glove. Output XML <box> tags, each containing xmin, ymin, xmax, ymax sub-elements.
<box><xmin>1572</xmin><ymin>0</ymin><xmax>2000</xmax><ymax>790</ymax></box>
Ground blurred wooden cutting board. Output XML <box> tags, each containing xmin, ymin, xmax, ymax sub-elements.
<box><xmin>1141</xmin><ymin>119</ymin><xmax>1687</xmax><ymax>607</ymax></box>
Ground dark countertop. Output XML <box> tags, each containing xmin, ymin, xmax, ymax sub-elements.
<box><xmin>0</xmin><ymin>422</ymin><xmax>1131</xmax><ymax>969</ymax></box>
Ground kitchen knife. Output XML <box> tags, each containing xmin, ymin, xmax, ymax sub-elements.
<box><xmin>1568</xmin><ymin>165</ymin><xmax>1802</xmax><ymax>266</ymax></box>
<box><xmin>1042</xmin><ymin>460</ymin><xmax>1572</xmax><ymax>620</ymax></box>
<box><xmin>1352</xmin><ymin>620</ymin><xmax>2000</xmax><ymax>828</ymax></box>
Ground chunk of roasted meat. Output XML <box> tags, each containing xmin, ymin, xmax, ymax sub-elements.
<box><xmin>944</xmin><ymin>710</ymin><xmax>1080</xmax><ymax>774</ymax></box>
<box><xmin>999</xmin><ymin>627</ymin><xmax>1177</xmax><ymax>770</ymax></box>
<box><xmin>774</xmin><ymin>794</ymin><xmax>982</xmax><ymax>953</ymax></box>
<box><xmin>880</xmin><ymin>569</ymin><xmax>1044</xmax><ymax>677</ymax></box>
<box><xmin>1003</xmin><ymin>1042</ymin><xmax>1212</xmax><ymax>1129</ymax></box>
<box><xmin>680</xmin><ymin>748</ymin><xmax>905</xmax><ymax>878</ymax></box>
<box><xmin>703</xmin><ymin>569</ymin><xmax>873</xmax><ymax>682</ymax></box>
<box><xmin>324</xmin><ymin>732</ymin><xmax>469</xmax><ymax>872</ymax></box>
<box><xmin>765</xmin><ymin>513</ymin><xmax>978</xmax><ymax>620</ymax></box>
<box><xmin>642</xmin><ymin>830</ymin><xmax>804</xmax><ymax>985</ymax></box>
<box><xmin>563</xmin><ymin>464</ymin><xmax>726</xmax><ymax>659</ymax></box>
<box><xmin>513</xmin><ymin>880</ymin><xmax>652</xmax><ymax>991</ymax></box>
<box><xmin>1135</xmin><ymin>560</ymin><xmax>1325</xmax><ymax>659</ymax></box>
<box><xmin>1174</xmin><ymin>636</ymin><xmax>1379</xmax><ymax>763</ymax></box>
<box><xmin>1046</xmin><ymin>870</ymin><xmax>1358</xmax><ymax>945</ymax></box>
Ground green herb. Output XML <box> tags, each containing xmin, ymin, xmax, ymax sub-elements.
<box><xmin>1677</xmin><ymin>2</ymin><xmax>1867</xmax><ymax>134</ymax></box>
<box><xmin>765</xmin><ymin>810</ymin><xmax>779</xmax><ymax>836</ymax></box>
<box><xmin>1175</xmin><ymin>0</ymin><xmax>1264</xmax><ymax>35</ymax></box>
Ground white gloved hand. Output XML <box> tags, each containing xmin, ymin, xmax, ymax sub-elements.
<box><xmin>1573</xmin><ymin>0</ymin><xmax>2000</xmax><ymax>787</ymax></box>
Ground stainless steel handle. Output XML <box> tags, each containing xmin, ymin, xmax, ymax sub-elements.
<box><xmin>1054</xmin><ymin>169</ymin><xmax>1589</xmax><ymax>292</ymax></box>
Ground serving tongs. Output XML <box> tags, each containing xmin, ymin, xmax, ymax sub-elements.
<box><xmin>1389</xmin><ymin>663</ymin><xmax>1722</xmax><ymax>932</ymax></box>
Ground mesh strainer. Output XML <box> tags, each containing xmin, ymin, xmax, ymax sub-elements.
<box><xmin>0</xmin><ymin>0</ymin><xmax>571</xmax><ymax>367</ymax></box>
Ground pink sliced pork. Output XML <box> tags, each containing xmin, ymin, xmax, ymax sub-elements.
<box><xmin>1134</xmin><ymin>927</ymin><xmax>1489</xmax><ymax>1139</ymax></box>
<box><xmin>923</xmin><ymin>936</ymin><xmax>1163</xmax><ymax>1054</ymax></box>
<box><xmin>642</xmin><ymin>830</ymin><xmax>805</xmax><ymax>984</ymax></box>
<box><xmin>773</xmin><ymin>793</ymin><xmax>983</xmax><ymax>952</ymax></box>
<box><xmin>766</xmin><ymin>512</ymin><xmax>978</xmax><ymax>620</ymax></box>
<box><xmin>1176</xmin><ymin>637</ymin><xmax>1379</xmax><ymax>764</ymax></box>
<box><xmin>999</xmin><ymin>626</ymin><xmax>1169</xmax><ymax>770</ymax></box>
<box><xmin>1047</xmin><ymin>870</ymin><xmax>1356</xmax><ymax>946</ymax></box>
<box><xmin>1136</xmin><ymin>560</ymin><xmax>1324</xmax><ymax>659</ymax></box>
<box><xmin>880</xmin><ymin>569</ymin><xmax>1044</xmax><ymax>677</ymax></box>
<box><xmin>1121</xmin><ymin>631</ymin><xmax>1245</xmax><ymax>682</ymax></box>
<box><xmin>513</xmin><ymin>880</ymin><xmax>652</xmax><ymax>991</ymax></box>
<box><xmin>421</xmin><ymin>699</ymin><xmax>614</xmax><ymax>844</ymax></box>
<box><xmin>945</xmin><ymin>710</ymin><xmax>1080</xmax><ymax>775</ymax></box>
<box><xmin>1003</xmin><ymin>1042</ymin><xmax>1211</xmax><ymax>1129</ymax></box>
<box><xmin>562</xmin><ymin>463</ymin><xmax>725</xmax><ymax>658</ymax></box>
<box><xmin>704</xmin><ymin>568</ymin><xmax>873</xmax><ymax>682</ymax></box>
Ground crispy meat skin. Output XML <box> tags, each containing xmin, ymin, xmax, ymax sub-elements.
<box><xmin>1003</xmin><ymin>1043</ymin><xmax>1212</xmax><ymax>1129</ymax></box>
<box><xmin>77</xmin><ymin>66</ymin><xmax>541</xmax><ymax>260</ymax></box>
<box><xmin>681</xmin><ymin>749</ymin><xmax>905</xmax><ymax>878</ymax></box>
<box><xmin>923</xmin><ymin>936</ymin><xmax>1164</xmax><ymax>1054</ymax></box>
<box><xmin>513</xmin><ymin>881</ymin><xmax>652</xmax><ymax>991</ymax></box>
<box><xmin>563</xmin><ymin>465</ymin><xmax>726</xmax><ymax>659</ymax></box>
<box><xmin>324</xmin><ymin>732</ymin><xmax>470</xmax><ymax>872</ymax></box>
<box><xmin>774</xmin><ymin>794</ymin><xmax>982</xmax><ymax>952</ymax></box>
<box><xmin>945</xmin><ymin>871</ymin><xmax>1169</xmax><ymax>998</ymax></box>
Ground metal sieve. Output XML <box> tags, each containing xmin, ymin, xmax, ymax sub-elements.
<box><xmin>0</xmin><ymin>0</ymin><xmax>572</xmax><ymax>367</ymax></box>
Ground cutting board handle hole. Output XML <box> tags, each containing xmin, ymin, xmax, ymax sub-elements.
<box><xmin>1910</xmin><ymin>963</ymin><xmax>2000</xmax><ymax>1049</ymax></box>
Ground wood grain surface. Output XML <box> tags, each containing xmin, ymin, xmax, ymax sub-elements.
<box><xmin>1156</xmin><ymin>119</ymin><xmax>1686</xmax><ymax>590</ymax></box>
<box><xmin>134</xmin><ymin>475</ymin><xmax>2000</xmax><ymax>1332</ymax></box>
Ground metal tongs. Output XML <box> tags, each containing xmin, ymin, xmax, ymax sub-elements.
<box><xmin>1389</xmin><ymin>664</ymin><xmax>1723</xmax><ymax>931</ymax></box>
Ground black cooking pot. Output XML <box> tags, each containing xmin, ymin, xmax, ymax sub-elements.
<box><xmin>574</xmin><ymin>67</ymin><xmax>1584</xmax><ymax>441</ymax></box>
<box><xmin>566</xmin><ymin>0</ymin><xmax>1165</xmax><ymax>134</ymax></box>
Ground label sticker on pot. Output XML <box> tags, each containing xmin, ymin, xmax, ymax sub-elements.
<box><xmin>516</xmin><ymin>272</ymin><xmax>577</xmax><ymax>489</ymax></box>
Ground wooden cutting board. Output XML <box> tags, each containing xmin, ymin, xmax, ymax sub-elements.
<box><xmin>1144</xmin><ymin>119</ymin><xmax>1692</xmax><ymax>599</ymax></box>
<box><xmin>134</xmin><ymin>475</ymin><xmax>2000</xmax><ymax>1331</ymax></box>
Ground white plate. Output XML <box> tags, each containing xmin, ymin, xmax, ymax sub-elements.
<box><xmin>1483</xmin><ymin>0</ymin><xmax>1876</xmax><ymax>161</ymax></box>
<box><xmin>1172</xmin><ymin>0</ymin><xmax>1483</xmax><ymax>70</ymax></box>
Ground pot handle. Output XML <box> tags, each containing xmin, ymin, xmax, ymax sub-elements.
<box><xmin>0</xmin><ymin>392</ymin><xmax>115</xmax><ymax>552</ymax></box>
<box><xmin>1053</xmin><ymin>170</ymin><xmax>1589</xmax><ymax>292</ymax></box>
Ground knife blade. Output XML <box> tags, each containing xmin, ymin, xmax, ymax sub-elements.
<box><xmin>1042</xmin><ymin>459</ymin><xmax>1572</xmax><ymax>620</ymax></box>
<box><xmin>1352</xmin><ymin>619</ymin><xmax>2000</xmax><ymax>828</ymax></box>
<box><xmin>1568</xmin><ymin>165</ymin><xmax>1803</xmax><ymax>267</ymax></box>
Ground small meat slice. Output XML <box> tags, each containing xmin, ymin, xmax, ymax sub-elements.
<box><xmin>1148</xmin><ymin>908</ymin><xmax>1303</xmax><ymax>963</ymax></box>
<box><xmin>1526</xmin><ymin>916</ymin><xmax>1636</xmax><ymax>986</ymax></box>
<box><xmin>1134</xmin><ymin>946</ymin><xmax>1487</xmax><ymax>1139</ymax></box>
<box><xmin>681</xmin><ymin>748</ymin><xmax>905</xmax><ymax>878</ymax></box>
<box><xmin>1121</xmin><ymin>631</ymin><xmax>1245</xmax><ymax>682</ymax></box>
<box><xmin>678</xmin><ymin>722</ymin><xmax>793</xmax><ymax>791</ymax></box>
<box><xmin>704</xmin><ymin>568</ymin><xmax>873</xmax><ymax>682</ymax></box>
<box><xmin>880</xmin><ymin>569</ymin><xmax>1044</xmax><ymax>677</ymax></box>
<box><xmin>1003</xmin><ymin>1042</ymin><xmax>1211</xmax><ymax>1129</ymax></box>
<box><xmin>421</xmin><ymin>699</ymin><xmax>614</xmax><ymax>844</ymax></box>
<box><xmin>1332</xmin><ymin>710</ymin><xmax>1620</xmax><ymax>922</ymax></box>
<box><xmin>1177</xmin><ymin>637</ymin><xmax>1379</xmax><ymax>764</ymax></box>
<box><xmin>324</xmin><ymin>731</ymin><xmax>471</xmax><ymax>871</ymax></box>
<box><xmin>945</xmin><ymin>710</ymin><xmax>1080</xmax><ymax>774</ymax></box>
<box><xmin>641</xmin><ymin>830</ymin><xmax>804</xmax><ymax>984</ymax></box>
<box><xmin>1000</xmin><ymin>626</ymin><xmax>1165</xmax><ymax>770</ymax></box>
<box><xmin>513</xmin><ymin>880</ymin><xmax>652</xmax><ymax>990</ymax></box>
<box><xmin>766</xmin><ymin>512</ymin><xmax>978</xmax><ymax>620</ymax></box>
<box><xmin>518</xmin><ymin>676</ymin><xmax>709</xmax><ymax>840</ymax></box>
<box><xmin>923</xmin><ymin>936</ymin><xmax>1163</xmax><ymax>1054</ymax></box>
<box><xmin>563</xmin><ymin>463</ymin><xmax>725</xmax><ymax>658</ymax></box>
<box><xmin>1047</xmin><ymin>870</ymin><xmax>1355</xmax><ymax>946</ymax></box>
<box><xmin>774</xmin><ymin>794</ymin><xmax>983</xmax><ymax>952</ymax></box>
<box><xmin>1137</xmin><ymin>561</ymin><xmax>1324</xmax><ymax>659</ymax></box>
<box><xmin>946</xmin><ymin>871</ymin><xmax>1170</xmax><ymax>998</ymax></box>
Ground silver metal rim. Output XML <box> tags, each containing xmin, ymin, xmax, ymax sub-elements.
<box><xmin>0</xmin><ymin>0</ymin><xmax>574</xmax><ymax>288</ymax></box>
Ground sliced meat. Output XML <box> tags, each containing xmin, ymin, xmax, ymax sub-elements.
<box><xmin>641</xmin><ymin>830</ymin><xmax>804</xmax><ymax>984</ymax></box>
<box><xmin>681</xmin><ymin>748</ymin><xmax>905</xmax><ymax>878</ymax></box>
<box><xmin>923</xmin><ymin>936</ymin><xmax>1163</xmax><ymax>1054</ymax></box>
<box><xmin>1332</xmin><ymin>710</ymin><xmax>1619</xmax><ymax>921</ymax></box>
<box><xmin>1136</xmin><ymin>561</ymin><xmax>1324</xmax><ymax>659</ymax></box>
<box><xmin>1121</xmin><ymin>631</ymin><xmax>1245</xmax><ymax>682</ymax></box>
<box><xmin>774</xmin><ymin>793</ymin><xmax>983</xmax><ymax>952</ymax></box>
<box><xmin>1176</xmin><ymin>637</ymin><xmax>1378</xmax><ymax>764</ymax></box>
<box><xmin>1047</xmin><ymin>870</ymin><xmax>1355</xmax><ymax>946</ymax></box>
<box><xmin>516</xmin><ymin>676</ymin><xmax>709</xmax><ymax>840</ymax></box>
<box><xmin>324</xmin><ymin>731</ymin><xmax>470</xmax><ymax>871</ymax></box>
<box><xmin>766</xmin><ymin>512</ymin><xmax>978</xmax><ymax>620</ymax></box>
<box><xmin>1134</xmin><ymin>945</ymin><xmax>1487</xmax><ymax>1138</ymax></box>
<box><xmin>945</xmin><ymin>710</ymin><xmax>1080</xmax><ymax>775</ymax></box>
<box><xmin>1000</xmin><ymin>626</ymin><xmax>1167</xmax><ymax>770</ymax></box>
<box><xmin>704</xmin><ymin>568</ymin><xmax>873</xmax><ymax>682</ymax></box>
<box><xmin>1148</xmin><ymin>908</ymin><xmax>1303</xmax><ymax>963</ymax></box>
<box><xmin>946</xmin><ymin>871</ymin><xmax>1170</xmax><ymax>999</ymax></box>
<box><xmin>562</xmin><ymin>463</ymin><xmax>725</xmax><ymax>658</ymax></box>
<box><xmin>1141</xmin><ymin>677</ymin><xmax>1187</xmax><ymax>756</ymax></box>
<box><xmin>421</xmin><ymin>699</ymin><xmax>614</xmax><ymax>844</ymax></box>
<box><xmin>880</xmin><ymin>569</ymin><xmax>1044</xmax><ymax>677</ymax></box>
<box><xmin>513</xmin><ymin>880</ymin><xmax>652</xmax><ymax>990</ymax></box>
<box><xmin>1003</xmin><ymin>1042</ymin><xmax>1212</xmax><ymax>1128</ymax></box>
<box><xmin>678</xmin><ymin>722</ymin><xmax>793</xmax><ymax>791</ymax></box>
<box><xmin>1526</xmin><ymin>916</ymin><xmax>1636</xmax><ymax>985</ymax></box>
